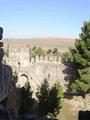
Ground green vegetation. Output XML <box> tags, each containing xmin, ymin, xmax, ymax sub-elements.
<box><xmin>48</xmin><ymin>81</ymin><xmax>64</xmax><ymax>117</ymax></box>
<box><xmin>61</xmin><ymin>52</ymin><xmax>72</xmax><ymax>66</ymax></box>
<box><xmin>53</xmin><ymin>48</ymin><xmax>58</xmax><ymax>55</ymax></box>
<box><xmin>47</xmin><ymin>49</ymin><xmax>52</xmax><ymax>55</ymax></box>
<box><xmin>19</xmin><ymin>81</ymin><xmax>33</xmax><ymax>114</ymax></box>
<box><xmin>35</xmin><ymin>47</ymin><xmax>46</xmax><ymax>57</ymax></box>
<box><xmin>37</xmin><ymin>79</ymin><xmax>50</xmax><ymax>116</ymax></box>
<box><xmin>67</xmin><ymin>21</ymin><xmax>90</xmax><ymax>96</ymax></box>
<box><xmin>31</xmin><ymin>47</ymin><xmax>46</xmax><ymax>58</ymax></box>
<box><xmin>18</xmin><ymin>78</ymin><xmax>63</xmax><ymax>118</ymax></box>
<box><xmin>47</xmin><ymin>48</ymin><xmax>59</xmax><ymax>56</ymax></box>
<box><xmin>31</xmin><ymin>47</ymin><xmax>60</xmax><ymax>58</ymax></box>
<box><xmin>71</xmin><ymin>21</ymin><xmax>90</xmax><ymax>95</ymax></box>
<box><xmin>31</xmin><ymin>51</ymin><xmax>37</xmax><ymax>58</ymax></box>
<box><xmin>37</xmin><ymin>78</ymin><xmax>64</xmax><ymax>117</ymax></box>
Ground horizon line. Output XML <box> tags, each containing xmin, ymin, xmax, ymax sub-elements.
<box><xmin>3</xmin><ymin>36</ymin><xmax>76</xmax><ymax>40</ymax></box>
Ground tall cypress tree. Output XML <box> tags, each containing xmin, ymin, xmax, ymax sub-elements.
<box><xmin>71</xmin><ymin>21</ymin><xmax>90</xmax><ymax>96</ymax></box>
<box><xmin>19</xmin><ymin>81</ymin><xmax>33</xmax><ymax>114</ymax></box>
<box><xmin>37</xmin><ymin>78</ymin><xmax>50</xmax><ymax>116</ymax></box>
<box><xmin>37</xmin><ymin>79</ymin><xmax>64</xmax><ymax>117</ymax></box>
<box><xmin>49</xmin><ymin>81</ymin><xmax>64</xmax><ymax>117</ymax></box>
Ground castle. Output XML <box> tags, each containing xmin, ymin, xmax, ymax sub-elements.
<box><xmin>3</xmin><ymin>38</ymin><xmax>75</xmax><ymax>94</ymax></box>
<box><xmin>2</xmin><ymin>38</ymin><xmax>90</xmax><ymax>120</ymax></box>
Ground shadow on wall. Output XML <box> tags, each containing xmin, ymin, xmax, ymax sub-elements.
<box><xmin>78</xmin><ymin>111</ymin><xmax>90</xmax><ymax>120</ymax></box>
<box><xmin>61</xmin><ymin>54</ymin><xmax>79</xmax><ymax>96</ymax></box>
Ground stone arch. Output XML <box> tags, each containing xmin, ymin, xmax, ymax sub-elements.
<box><xmin>21</xmin><ymin>73</ymin><xmax>29</xmax><ymax>81</ymax></box>
<box><xmin>18</xmin><ymin>73</ymin><xmax>29</xmax><ymax>88</ymax></box>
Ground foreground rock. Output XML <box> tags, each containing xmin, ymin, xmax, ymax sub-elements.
<box><xmin>0</xmin><ymin>27</ymin><xmax>18</xmax><ymax>120</ymax></box>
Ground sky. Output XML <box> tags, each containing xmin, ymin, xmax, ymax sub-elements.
<box><xmin>0</xmin><ymin>0</ymin><xmax>90</xmax><ymax>39</ymax></box>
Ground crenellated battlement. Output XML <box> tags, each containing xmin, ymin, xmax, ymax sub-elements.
<box><xmin>4</xmin><ymin>44</ymin><xmax>63</xmax><ymax>68</ymax></box>
<box><xmin>30</xmin><ymin>55</ymin><xmax>61</xmax><ymax>64</ymax></box>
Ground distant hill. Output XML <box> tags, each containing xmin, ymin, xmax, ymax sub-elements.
<box><xmin>4</xmin><ymin>38</ymin><xmax>75</xmax><ymax>52</ymax></box>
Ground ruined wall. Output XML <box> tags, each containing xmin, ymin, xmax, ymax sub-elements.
<box><xmin>4</xmin><ymin>45</ymin><xmax>62</xmax><ymax>67</ymax></box>
<box><xmin>3</xmin><ymin>44</ymin><xmax>67</xmax><ymax>92</ymax></box>
<box><xmin>4</xmin><ymin>41</ymin><xmax>90</xmax><ymax>120</ymax></box>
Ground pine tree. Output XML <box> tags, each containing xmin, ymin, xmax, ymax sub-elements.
<box><xmin>37</xmin><ymin>79</ymin><xmax>64</xmax><ymax>117</ymax></box>
<box><xmin>19</xmin><ymin>81</ymin><xmax>33</xmax><ymax>114</ymax></box>
<box><xmin>48</xmin><ymin>81</ymin><xmax>64</xmax><ymax>117</ymax></box>
<box><xmin>71</xmin><ymin>21</ymin><xmax>90</xmax><ymax>96</ymax></box>
<box><xmin>37</xmin><ymin>78</ymin><xmax>50</xmax><ymax>116</ymax></box>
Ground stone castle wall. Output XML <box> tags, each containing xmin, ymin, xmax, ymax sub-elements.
<box><xmin>3</xmin><ymin>44</ymin><xmax>67</xmax><ymax>92</ymax></box>
<box><xmin>4</xmin><ymin>45</ymin><xmax>62</xmax><ymax>68</ymax></box>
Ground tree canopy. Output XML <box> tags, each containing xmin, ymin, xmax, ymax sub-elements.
<box><xmin>70</xmin><ymin>21</ymin><xmax>90</xmax><ymax>95</ymax></box>
<box><xmin>31</xmin><ymin>47</ymin><xmax>46</xmax><ymax>58</ymax></box>
<box><xmin>37</xmin><ymin>78</ymin><xmax>64</xmax><ymax>117</ymax></box>
<box><xmin>19</xmin><ymin>81</ymin><xmax>33</xmax><ymax>114</ymax></box>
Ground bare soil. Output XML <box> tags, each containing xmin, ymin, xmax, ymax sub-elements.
<box><xmin>4</xmin><ymin>37</ymin><xmax>75</xmax><ymax>53</ymax></box>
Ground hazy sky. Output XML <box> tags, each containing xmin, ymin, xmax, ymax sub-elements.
<box><xmin>1</xmin><ymin>0</ymin><xmax>90</xmax><ymax>38</ymax></box>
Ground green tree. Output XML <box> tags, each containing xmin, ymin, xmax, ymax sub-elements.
<box><xmin>37</xmin><ymin>79</ymin><xmax>64</xmax><ymax>117</ymax></box>
<box><xmin>61</xmin><ymin>52</ymin><xmax>72</xmax><ymax>66</ymax></box>
<box><xmin>37</xmin><ymin>78</ymin><xmax>50</xmax><ymax>116</ymax></box>
<box><xmin>31</xmin><ymin>47</ymin><xmax>46</xmax><ymax>59</ymax></box>
<box><xmin>31</xmin><ymin>52</ymin><xmax>37</xmax><ymax>58</ymax></box>
<box><xmin>47</xmin><ymin>49</ymin><xmax>52</xmax><ymax>55</ymax></box>
<box><xmin>48</xmin><ymin>81</ymin><xmax>64</xmax><ymax>117</ymax></box>
<box><xmin>35</xmin><ymin>47</ymin><xmax>46</xmax><ymax>57</ymax></box>
<box><xmin>19</xmin><ymin>81</ymin><xmax>33</xmax><ymax>114</ymax></box>
<box><xmin>70</xmin><ymin>21</ymin><xmax>90</xmax><ymax>96</ymax></box>
<box><xmin>53</xmin><ymin>48</ymin><xmax>58</xmax><ymax>54</ymax></box>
